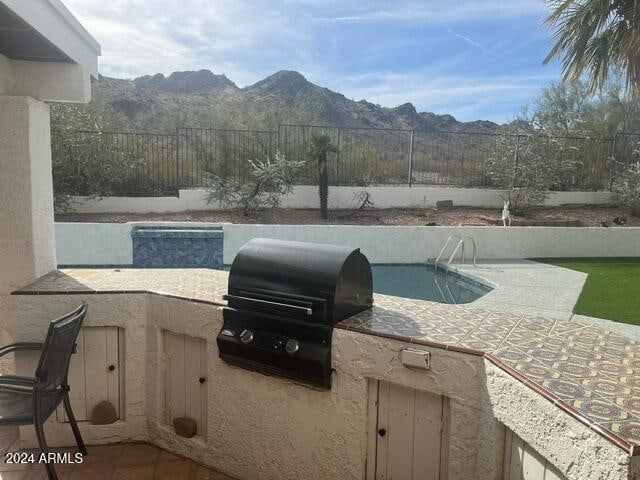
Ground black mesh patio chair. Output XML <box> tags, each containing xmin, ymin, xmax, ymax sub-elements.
<box><xmin>0</xmin><ymin>303</ymin><xmax>88</xmax><ymax>480</ymax></box>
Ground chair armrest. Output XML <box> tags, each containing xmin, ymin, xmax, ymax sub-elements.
<box><xmin>0</xmin><ymin>342</ymin><xmax>43</xmax><ymax>358</ymax></box>
<box><xmin>0</xmin><ymin>374</ymin><xmax>36</xmax><ymax>386</ymax></box>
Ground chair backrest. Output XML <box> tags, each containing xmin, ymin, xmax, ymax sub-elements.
<box><xmin>34</xmin><ymin>303</ymin><xmax>87</xmax><ymax>392</ymax></box>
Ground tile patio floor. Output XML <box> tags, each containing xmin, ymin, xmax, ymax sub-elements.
<box><xmin>0</xmin><ymin>426</ymin><xmax>235</xmax><ymax>480</ymax></box>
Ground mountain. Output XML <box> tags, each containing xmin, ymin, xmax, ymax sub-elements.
<box><xmin>51</xmin><ymin>69</ymin><xmax>500</xmax><ymax>134</ymax></box>
<box><xmin>133</xmin><ymin>70</ymin><xmax>237</xmax><ymax>94</ymax></box>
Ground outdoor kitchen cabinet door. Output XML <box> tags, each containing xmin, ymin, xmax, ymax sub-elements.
<box><xmin>369</xmin><ymin>380</ymin><xmax>450</xmax><ymax>480</ymax></box>
<box><xmin>503</xmin><ymin>429</ymin><xmax>566</xmax><ymax>480</ymax></box>
<box><xmin>164</xmin><ymin>331</ymin><xmax>208</xmax><ymax>436</ymax></box>
<box><xmin>57</xmin><ymin>326</ymin><xmax>124</xmax><ymax>423</ymax></box>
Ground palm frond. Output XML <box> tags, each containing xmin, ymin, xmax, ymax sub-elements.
<box><xmin>544</xmin><ymin>0</ymin><xmax>640</xmax><ymax>95</ymax></box>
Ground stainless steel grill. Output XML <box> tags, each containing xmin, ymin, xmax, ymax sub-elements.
<box><xmin>217</xmin><ymin>238</ymin><xmax>373</xmax><ymax>389</ymax></box>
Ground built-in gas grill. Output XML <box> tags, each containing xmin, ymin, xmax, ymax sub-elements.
<box><xmin>217</xmin><ymin>238</ymin><xmax>373</xmax><ymax>389</ymax></box>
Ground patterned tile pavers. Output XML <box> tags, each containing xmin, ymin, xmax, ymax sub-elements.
<box><xmin>598</xmin><ymin>417</ymin><xmax>640</xmax><ymax>445</ymax></box>
<box><xmin>540</xmin><ymin>378</ymin><xmax>593</xmax><ymax>399</ymax></box>
<box><xmin>563</xmin><ymin>397</ymin><xmax>634</xmax><ymax>423</ymax></box>
<box><xmin>13</xmin><ymin>269</ymin><xmax>229</xmax><ymax>305</ymax></box>
<box><xmin>11</xmin><ymin>269</ymin><xmax>640</xmax><ymax>455</ymax></box>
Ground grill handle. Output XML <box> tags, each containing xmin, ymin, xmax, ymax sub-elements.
<box><xmin>223</xmin><ymin>294</ymin><xmax>313</xmax><ymax>316</ymax></box>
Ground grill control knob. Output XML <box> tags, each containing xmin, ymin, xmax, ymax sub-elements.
<box><xmin>240</xmin><ymin>329</ymin><xmax>254</xmax><ymax>344</ymax></box>
<box><xmin>285</xmin><ymin>339</ymin><xmax>299</xmax><ymax>355</ymax></box>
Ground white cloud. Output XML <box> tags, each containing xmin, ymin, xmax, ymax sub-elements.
<box><xmin>61</xmin><ymin>0</ymin><xmax>555</xmax><ymax>121</ymax></box>
<box><xmin>333</xmin><ymin>70</ymin><xmax>557</xmax><ymax>122</ymax></box>
<box><xmin>311</xmin><ymin>0</ymin><xmax>545</xmax><ymax>25</ymax></box>
<box><xmin>63</xmin><ymin>0</ymin><xmax>312</xmax><ymax>82</ymax></box>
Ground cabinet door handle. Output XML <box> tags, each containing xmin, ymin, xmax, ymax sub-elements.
<box><xmin>378</xmin><ymin>428</ymin><xmax>386</xmax><ymax>437</ymax></box>
<box><xmin>108</xmin><ymin>364</ymin><xmax>116</xmax><ymax>372</ymax></box>
<box><xmin>198</xmin><ymin>377</ymin><xmax>206</xmax><ymax>384</ymax></box>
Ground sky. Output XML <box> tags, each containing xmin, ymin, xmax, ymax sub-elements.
<box><xmin>64</xmin><ymin>0</ymin><xmax>563</xmax><ymax>123</ymax></box>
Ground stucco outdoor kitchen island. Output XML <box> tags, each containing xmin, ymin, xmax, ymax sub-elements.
<box><xmin>9</xmin><ymin>268</ymin><xmax>640</xmax><ymax>480</ymax></box>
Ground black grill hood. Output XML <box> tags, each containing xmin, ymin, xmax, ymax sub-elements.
<box><xmin>226</xmin><ymin>238</ymin><xmax>373</xmax><ymax>325</ymax></box>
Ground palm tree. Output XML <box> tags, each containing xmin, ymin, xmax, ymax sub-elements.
<box><xmin>544</xmin><ymin>0</ymin><xmax>640</xmax><ymax>94</ymax></box>
<box><xmin>306</xmin><ymin>133</ymin><xmax>339</xmax><ymax>219</ymax></box>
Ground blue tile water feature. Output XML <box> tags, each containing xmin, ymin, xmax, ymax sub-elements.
<box><xmin>131</xmin><ymin>225</ymin><xmax>223</xmax><ymax>268</ymax></box>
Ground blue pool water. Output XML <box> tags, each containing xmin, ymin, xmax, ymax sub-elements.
<box><xmin>371</xmin><ymin>264</ymin><xmax>492</xmax><ymax>304</ymax></box>
<box><xmin>58</xmin><ymin>263</ymin><xmax>489</xmax><ymax>305</ymax></box>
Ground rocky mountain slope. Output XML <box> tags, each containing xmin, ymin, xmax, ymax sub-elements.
<box><xmin>53</xmin><ymin>69</ymin><xmax>499</xmax><ymax>134</ymax></box>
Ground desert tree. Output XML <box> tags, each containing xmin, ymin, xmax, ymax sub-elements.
<box><xmin>486</xmin><ymin>124</ymin><xmax>582</xmax><ymax>214</ymax></box>
<box><xmin>306</xmin><ymin>133</ymin><xmax>339</xmax><ymax>219</ymax></box>
<box><xmin>204</xmin><ymin>152</ymin><xmax>306</xmax><ymax>216</ymax></box>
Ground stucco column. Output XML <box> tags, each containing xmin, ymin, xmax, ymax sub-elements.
<box><xmin>0</xmin><ymin>95</ymin><xmax>56</xmax><ymax>349</ymax></box>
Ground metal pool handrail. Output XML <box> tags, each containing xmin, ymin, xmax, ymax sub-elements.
<box><xmin>434</xmin><ymin>235</ymin><xmax>478</xmax><ymax>278</ymax></box>
<box><xmin>444</xmin><ymin>239</ymin><xmax>465</xmax><ymax>280</ymax></box>
<box><xmin>462</xmin><ymin>236</ymin><xmax>477</xmax><ymax>268</ymax></box>
<box><xmin>434</xmin><ymin>235</ymin><xmax>462</xmax><ymax>273</ymax></box>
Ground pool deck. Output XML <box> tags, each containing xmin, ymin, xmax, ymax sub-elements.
<box><xmin>454</xmin><ymin>259</ymin><xmax>587</xmax><ymax>320</ymax></box>
<box><xmin>456</xmin><ymin>259</ymin><xmax>640</xmax><ymax>341</ymax></box>
<box><xmin>11</xmin><ymin>268</ymin><xmax>640</xmax><ymax>456</ymax></box>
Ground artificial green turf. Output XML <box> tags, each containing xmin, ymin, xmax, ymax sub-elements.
<box><xmin>536</xmin><ymin>258</ymin><xmax>640</xmax><ymax>326</ymax></box>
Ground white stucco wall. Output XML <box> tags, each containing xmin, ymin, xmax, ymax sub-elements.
<box><xmin>15</xmin><ymin>295</ymin><xmax>149</xmax><ymax>446</ymax></box>
<box><xmin>54</xmin><ymin>222</ymin><xmax>640</xmax><ymax>266</ymax></box>
<box><xmin>223</xmin><ymin>225</ymin><xmax>640</xmax><ymax>264</ymax></box>
<box><xmin>67</xmin><ymin>187</ymin><xmax>615</xmax><ymax>214</ymax></box>
<box><xmin>11</xmin><ymin>294</ymin><xmax>501</xmax><ymax>480</ymax></box>
<box><xmin>0</xmin><ymin>54</ymin><xmax>14</xmax><ymax>93</ymax></box>
<box><xmin>0</xmin><ymin>96</ymin><xmax>56</xmax><ymax>292</ymax></box>
<box><xmin>55</xmin><ymin>221</ymin><xmax>226</xmax><ymax>265</ymax></box>
<box><xmin>0</xmin><ymin>54</ymin><xmax>91</xmax><ymax>103</ymax></box>
<box><xmin>11</xmin><ymin>293</ymin><xmax>636</xmax><ymax>480</ymax></box>
<box><xmin>0</xmin><ymin>96</ymin><xmax>58</xmax><ymax>347</ymax></box>
<box><xmin>55</xmin><ymin>222</ymin><xmax>134</xmax><ymax>266</ymax></box>
<box><xmin>484</xmin><ymin>362</ymin><xmax>634</xmax><ymax>480</ymax></box>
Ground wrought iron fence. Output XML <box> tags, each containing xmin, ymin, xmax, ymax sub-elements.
<box><xmin>177</xmin><ymin>127</ymin><xmax>277</xmax><ymax>188</ymax></box>
<box><xmin>51</xmin><ymin>124</ymin><xmax>637</xmax><ymax>197</ymax></box>
<box><xmin>51</xmin><ymin>130</ymin><xmax>179</xmax><ymax>196</ymax></box>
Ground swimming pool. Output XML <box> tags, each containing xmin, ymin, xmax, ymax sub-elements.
<box><xmin>371</xmin><ymin>264</ymin><xmax>491</xmax><ymax>304</ymax></box>
<box><xmin>57</xmin><ymin>262</ymin><xmax>490</xmax><ymax>305</ymax></box>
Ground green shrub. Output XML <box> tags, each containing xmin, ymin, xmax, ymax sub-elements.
<box><xmin>204</xmin><ymin>152</ymin><xmax>306</xmax><ymax>216</ymax></box>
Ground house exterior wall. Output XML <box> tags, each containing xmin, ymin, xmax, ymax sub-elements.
<box><xmin>1</xmin><ymin>0</ymin><xmax>101</xmax><ymax>77</ymax></box>
<box><xmin>0</xmin><ymin>54</ymin><xmax>91</xmax><ymax>103</ymax></box>
<box><xmin>0</xmin><ymin>96</ymin><xmax>56</xmax><ymax>292</ymax></box>
<box><xmin>0</xmin><ymin>96</ymin><xmax>57</xmax><ymax>347</ymax></box>
<box><xmin>11</xmin><ymin>293</ymin><xmax>636</xmax><ymax>480</ymax></box>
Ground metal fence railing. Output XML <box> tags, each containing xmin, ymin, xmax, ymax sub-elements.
<box><xmin>177</xmin><ymin>127</ymin><xmax>277</xmax><ymax>188</ymax></box>
<box><xmin>51</xmin><ymin>130</ymin><xmax>179</xmax><ymax>196</ymax></box>
<box><xmin>51</xmin><ymin>124</ymin><xmax>640</xmax><ymax>197</ymax></box>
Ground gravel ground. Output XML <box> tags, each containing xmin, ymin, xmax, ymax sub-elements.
<box><xmin>55</xmin><ymin>205</ymin><xmax>640</xmax><ymax>227</ymax></box>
